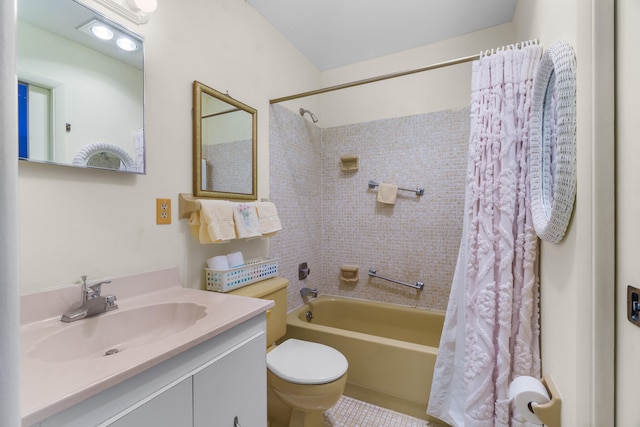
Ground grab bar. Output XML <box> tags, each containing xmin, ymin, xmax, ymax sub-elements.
<box><xmin>368</xmin><ymin>180</ymin><xmax>424</xmax><ymax>197</ymax></box>
<box><xmin>368</xmin><ymin>268</ymin><xmax>424</xmax><ymax>291</ymax></box>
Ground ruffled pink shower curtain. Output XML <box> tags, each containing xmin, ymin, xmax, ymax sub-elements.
<box><xmin>427</xmin><ymin>44</ymin><xmax>543</xmax><ymax>427</ymax></box>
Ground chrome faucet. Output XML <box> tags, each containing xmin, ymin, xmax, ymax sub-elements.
<box><xmin>61</xmin><ymin>275</ymin><xmax>118</xmax><ymax>322</ymax></box>
<box><xmin>300</xmin><ymin>287</ymin><xmax>318</xmax><ymax>298</ymax></box>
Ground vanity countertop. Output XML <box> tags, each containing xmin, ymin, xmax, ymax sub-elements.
<box><xmin>20</xmin><ymin>267</ymin><xmax>273</xmax><ymax>426</ymax></box>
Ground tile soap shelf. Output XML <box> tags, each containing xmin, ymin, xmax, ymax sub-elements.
<box><xmin>340</xmin><ymin>155</ymin><xmax>359</xmax><ymax>171</ymax></box>
<box><xmin>340</xmin><ymin>265</ymin><xmax>359</xmax><ymax>282</ymax></box>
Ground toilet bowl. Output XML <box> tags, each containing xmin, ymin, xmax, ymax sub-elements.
<box><xmin>230</xmin><ymin>278</ymin><xmax>348</xmax><ymax>427</ymax></box>
<box><xmin>267</xmin><ymin>338</ymin><xmax>348</xmax><ymax>427</ymax></box>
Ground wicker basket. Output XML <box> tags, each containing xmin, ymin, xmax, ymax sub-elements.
<box><xmin>205</xmin><ymin>257</ymin><xmax>278</xmax><ymax>292</ymax></box>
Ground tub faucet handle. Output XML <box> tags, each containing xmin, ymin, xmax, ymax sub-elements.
<box><xmin>300</xmin><ymin>287</ymin><xmax>318</xmax><ymax>298</ymax></box>
<box><xmin>298</xmin><ymin>262</ymin><xmax>310</xmax><ymax>280</ymax></box>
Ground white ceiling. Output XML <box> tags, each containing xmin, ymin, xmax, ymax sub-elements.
<box><xmin>246</xmin><ymin>0</ymin><xmax>518</xmax><ymax>71</ymax></box>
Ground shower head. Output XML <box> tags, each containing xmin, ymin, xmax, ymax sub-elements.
<box><xmin>299</xmin><ymin>108</ymin><xmax>319</xmax><ymax>123</ymax></box>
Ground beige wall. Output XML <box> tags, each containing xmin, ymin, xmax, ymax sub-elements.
<box><xmin>616</xmin><ymin>0</ymin><xmax>639</xmax><ymax>424</ymax></box>
<box><xmin>513</xmin><ymin>0</ymin><xmax>615</xmax><ymax>426</ymax></box>
<box><xmin>18</xmin><ymin>0</ymin><xmax>321</xmax><ymax>293</ymax></box>
<box><xmin>302</xmin><ymin>23</ymin><xmax>516</xmax><ymax>128</ymax></box>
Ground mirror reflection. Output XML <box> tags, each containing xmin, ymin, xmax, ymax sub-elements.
<box><xmin>193</xmin><ymin>81</ymin><xmax>257</xmax><ymax>200</ymax></box>
<box><xmin>17</xmin><ymin>0</ymin><xmax>145</xmax><ymax>173</ymax></box>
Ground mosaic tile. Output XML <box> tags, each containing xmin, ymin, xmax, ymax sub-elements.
<box><xmin>324</xmin><ymin>396</ymin><xmax>445</xmax><ymax>427</ymax></box>
<box><xmin>269</xmin><ymin>105</ymin><xmax>470</xmax><ymax>313</ymax></box>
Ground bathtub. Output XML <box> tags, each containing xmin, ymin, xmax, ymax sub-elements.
<box><xmin>284</xmin><ymin>295</ymin><xmax>446</xmax><ymax>424</ymax></box>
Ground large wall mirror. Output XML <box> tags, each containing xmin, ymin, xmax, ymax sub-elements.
<box><xmin>17</xmin><ymin>0</ymin><xmax>145</xmax><ymax>174</ymax></box>
<box><xmin>193</xmin><ymin>81</ymin><xmax>257</xmax><ymax>200</ymax></box>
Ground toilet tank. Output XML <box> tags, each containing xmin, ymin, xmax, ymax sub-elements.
<box><xmin>229</xmin><ymin>277</ymin><xmax>289</xmax><ymax>347</ymax></box>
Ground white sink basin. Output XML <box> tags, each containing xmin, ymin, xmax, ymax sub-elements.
<box><xmin>29</xmin><ymin>302</ymin><xmax>207</xmax><ymax>362</ymax></box>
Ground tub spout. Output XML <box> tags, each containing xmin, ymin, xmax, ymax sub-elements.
<box><xmin>300</xmin><ymin>287</ymin><xmax>318</xmax><ymax>298</ymax></box>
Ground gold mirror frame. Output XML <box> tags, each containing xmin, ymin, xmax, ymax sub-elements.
<box><xmin>193</xmin><ymin>81</ymin><xmax>257</xmax><ymax>200</ymax></box>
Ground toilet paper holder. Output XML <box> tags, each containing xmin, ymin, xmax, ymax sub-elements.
<box><xmin>530</xmin><ymin>375</ymin><xmax>562</xmax><ymax>427</ymax></box>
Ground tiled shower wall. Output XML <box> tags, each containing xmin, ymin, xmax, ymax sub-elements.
<box><xmin>269</xmin><ymin>104</ymin><xmax>469</xmax><ymax>312</ymax></box>
<box><xmin>269</xmin><ymin>105</ymin><xmax>324</xmax><ymax>310</ymax></box>
<box><xmin>202</xmin><ymin>140</ymin><xmax>252</xmax><ymax>193</ymax></box>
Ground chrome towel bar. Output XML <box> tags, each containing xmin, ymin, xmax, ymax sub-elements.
<box><xmin>368</xmin><ymin>268</ymin><xmax>424</xmax><ymax>291</ymax></box>
<box><xmin>368</xmin><ymin>180</ymin><xmax>424</xmax><ymax>196</ymax></box>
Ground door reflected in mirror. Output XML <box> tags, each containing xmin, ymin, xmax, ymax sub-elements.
<box><xmin>193</xmin><ymin>81</ymin><xmax>257</xmax><ymax>200</ymax></box>
<box><xmin>17</xmin><ymin>0</ymin><xmax>145</xmax><ymax>174</ymax></box>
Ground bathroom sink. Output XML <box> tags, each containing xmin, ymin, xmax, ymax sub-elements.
<box><xmin>29</xmin><ymin>302</ymin><xmax>207</xmax><ymax>363</ymax></box>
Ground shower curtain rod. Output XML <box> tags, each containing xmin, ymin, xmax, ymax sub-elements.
<box><xmin>270</xmin><ymin>53</ymin><xmax>479</xmax><ymax>104</ymax></box>
<box><xmin>270</xmin><ymin>39</ymin><xmax>538</xmax><ymax>104</ymax></box>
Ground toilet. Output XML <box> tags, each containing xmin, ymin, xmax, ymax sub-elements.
<box><xmin>230</xmin><ymin>277</ymin><xmax>348</xmax><ymax>427</ymax></box>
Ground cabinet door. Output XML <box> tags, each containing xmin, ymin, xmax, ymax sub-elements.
<box><xmin>108</xmin><ymin>377</ymin><xmax>193</xmax><ymax>427</ymax></box>
<box><xmin>193</xmin><ymin>333</ymin><xmax>266</xmax><ymax>427</ymax></box>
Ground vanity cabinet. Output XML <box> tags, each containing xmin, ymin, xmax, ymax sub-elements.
<box><xmin>35</xmin><ymin>315</ymin><xmax>267</xmax><ymax>427</ymax></box>
<box><xmin>193</xmin><ymin>331</ymin><xmax>265</xmax><ymax>426</ymax></box>
<box><xmin>109</xmin><ymin>377</ymin><xmax>193</xmax><ymax>427</ymax></box>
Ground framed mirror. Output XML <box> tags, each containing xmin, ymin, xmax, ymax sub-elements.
<box><xmin>17</xmin><ymin>0</ymin><xmax>145</xmax><ymax>174</ymax></box>
<box><xmin>193</xmin><ymin>81</ymin><xmax>257</xmax><ymax>200</ymax></box>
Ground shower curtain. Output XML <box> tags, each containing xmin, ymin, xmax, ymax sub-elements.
<box><xmin>427</xmin><ymin>43</ymin><xmax>543</xmax><ymax>427</ymax></box>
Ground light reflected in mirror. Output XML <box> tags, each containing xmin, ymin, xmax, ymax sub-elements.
<box><xmin>193</xmin><ymin>81</ymin><xmax>257</xmax><ymax>200</ymax></box>
<box><xmin>17</xmin><ymin>0</ymin><xmax>145</xmax><ymax>174</ymax></box>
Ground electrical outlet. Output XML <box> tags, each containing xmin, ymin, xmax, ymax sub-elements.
<box><xmin>156</xmin><ymin>198</ymin><xmax>171</xmax><ymax>224</ymax></box>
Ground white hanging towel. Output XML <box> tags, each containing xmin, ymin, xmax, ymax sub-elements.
<box><xmin>233</xmin><ymin>203</ymin><xmax>262</xmax><ymax>239</ymax></box>
<box><xmin>192</xmin><ymin>200</ymin><xmax>236</xmax><ymax>243</ymax></box>
<box><xmin>255</xmin><ymin>202</ymin><xmax>283</xmax><ymax>237</ymax></box>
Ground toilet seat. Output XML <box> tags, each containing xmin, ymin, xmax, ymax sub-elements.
<box><xmin>267</xmin><ymin>339</ymin><xmax>348</xmax><ymax>385</ymax></box>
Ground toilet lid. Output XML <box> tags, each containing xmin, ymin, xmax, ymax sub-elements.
<box><xmin>267</xmin><ymin>339</ymin><xmax>348</xmax><ymax>385</ymax></box>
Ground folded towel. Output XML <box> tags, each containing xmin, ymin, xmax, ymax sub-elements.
<box><xmin>188</xmin><ymin>211</ymin><xmax>201</xmax><ymax>241</ymax></box>
<box><xmin>198</xmin><ymin>200</ymin><xmax>236</xmax><ymax>243</ymax></box>
<box><xmin>376</xmin><ymin>183</ymin><xmax>398</xmax><ymax>205</ymax></box>
<box><xmin>233</xmin><ymin>203</ymin><xmax>262</xmax><ymax>239</ymax></box>
<box><xmin>254</xmin><ymin>202</ymin><xmax>283</xmax><ymax>237</ymax></box>
<box><xmin>207</xmin><ymin>255</ymin><xmax>230</xmax><ymax>270</ymax></box>
<box><xmin>226</xmin><ymin>251</ymin><xmax>245</xmax><ymax>268</ymax></box>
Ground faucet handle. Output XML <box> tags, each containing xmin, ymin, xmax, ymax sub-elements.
<box><xmin>88</xmin><ymin>280</ymin><xmax>111</xmax><ymax>294</ymax></box>
<box><xmin>105</xmin><ymin>295</ymin><xmax>118</xmax><ymax>311</ymax></box>
<box><xmin>81</xmin><ymin>276</ymin><xmax>112</xmax><ymax>300</ymax></box>
<box><xmin>87</xmin><ymin>283</ymin><xmax>102</xmax><ymax>296</ymax></box>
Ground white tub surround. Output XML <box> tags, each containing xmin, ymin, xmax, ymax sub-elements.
<box><xmin>21</xmin><ymin>267</ymin><xmax>273</xmax><ymax>426</ymax></box>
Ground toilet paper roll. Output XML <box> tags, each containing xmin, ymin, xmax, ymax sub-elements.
<box><xmin>226</xmin><ymin>251</ymin><xmax>245</xmax><ymax>268</ymax></box>
<box><xmin>207</xmin><ymin>255</ymin><xmax>230</xmax><ymax>270</ymax></box>
<box><xmin>508</xmin><ymin>376</ymin><xmax>550</xmax><ymax>424</ymax></box>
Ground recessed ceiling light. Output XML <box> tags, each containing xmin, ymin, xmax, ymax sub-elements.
<box><xmin>90</xmin><ymin>23</ymin><xmax>114</xmax><ymax>40</ymax></box>
<box><xmin>116</xmin><ymin>37</ymin><xmax>138</xmax><ymax>52</ymax></box>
